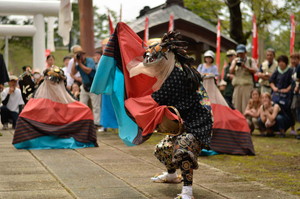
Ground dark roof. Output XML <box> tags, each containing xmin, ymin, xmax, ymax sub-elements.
<box><xmin>129</xmin><ymin>4</ymin><xmax>236</xmax><ymax>48</ymax></box>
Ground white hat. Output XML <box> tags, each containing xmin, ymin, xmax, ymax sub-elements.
<box><xmin>204</xmin><ymin>50</ymin><xmax>215</xmax><ymax>59</ymax></box>
<box><xmin>9</xmin><ymin>75</ymin><xmax>18</xmax><ymax>81</ymax></box>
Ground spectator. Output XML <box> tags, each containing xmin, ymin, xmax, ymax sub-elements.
<box><xmin>230</xmin><ymin>44</ymin><xmax>258</xmax><ymax>114</ymax></box>
<box><xmin>32</xmin><ymin>70</ymin><xmax>43</xmax><ymax>89</ymax></box>
<box><xmin>257</xmin><ymin>48</ymin><xmax>278</xmax><ymax>93</ymax></box>
<box><xmin>18</xmin><ymin>65</ymin><xmax>35</xmax><ymax>104</ymax></box>
<box><xmin>218</xmin><ymin>79</ymin><xmax>227</xmax><ymax>95</ymax></box>
<box><xmin>71</xmin><ymin>47</ymin><xmax>101</xmax><ymax>126</ymax></box>
<box><xmin>93</xmin><ymin>50</ymin><xmax>103</xmax><ymax>70</ymax></box>
<box><xmin>0</xmin><ymin>75</ymin><xmax>25</xmax><ymax>130</ymax></box>
<box><xmin>270</xmin><ymin>55</ymin><xmax>294</xmax><ymax>110</ymax></box>
<box><xmin>197</xmin><ymin>50</ymin><xmax>219</xmax><ymax>78</ymax></box>
<box><xmin>269</xmin><ymin>55</ymin><xmax>295</xmax><ymax>135</ymax></box>
<box><xmin>290</xmin><ymin>53</ymin><xmax>300</xmax><ymax>135</ymax></box>
<box><xmin>244</xmin><ymin>89</ymin><xmax>261</xmax><ymax>133</ymax></box>
<box><xmin>258</xmin><ymin>92</ymin><xmax>292</xmax><ymax>137</ymax></box>
<box><xmin>68</xmin><ymin>45</ymin><xmax>82</xmax><ymax>84</ymax></box>
<box><xmin>46</xmin><ymin>55</ymin><xmax>55</xmax><ymax>69</ymax></box>
<box><xmin>61</xmin><ymin>56</ymin><xmax>72</xmax><ymax>90</ymax></box>
<box><xmin>70</xmin><ymin>82</ymin><xmax>80</xmax><ymax>101</ymax></box>
<box><xmin>223</xmin><ymin>49</ymin><xmax>236</xmax><ymax>109</ymax></box>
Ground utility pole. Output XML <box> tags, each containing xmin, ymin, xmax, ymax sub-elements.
<box><xmin>78</xmin><ymin>0</ymin><xmax>94</xmax><ymax>57</ymax></box>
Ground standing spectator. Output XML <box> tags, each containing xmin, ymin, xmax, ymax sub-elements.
<box><xmin>61</xmin><ymin>56</ymin><xmax>72</xmax><ymax>90</ymax></box>
<box><xmin>257</xmin><ymin>48</ymin><xmax>278</xmax><ymax>93</ymax></box>
<box><xmin>244</xmin><ymin>89</ymin><xmax>261</xmax><ymax>133</ymax></box>
<box><xmin>258</xmin><ymin>92</ymin><xmax>292</xmax><ymax>137</ymax></box>
<box><xmin>18</xmin><ymin>65</ymin><xmax>35</xmax><ymax>104</ymax></box>
<box><xmin>46</xmin><ymin>55</ymin><xmax>55</xmax><ymax>69</ymax></box>
<box><xmin>68</xmin><ymin>45</ymin><xmax>82</xmax><ymax>84</ymax></box>
<box><xmin>223</xmin><ymin>49</ymin><xmax>236</xmax><ymax>109</ymax></box>
<box><xmin>290</xmin><ymin>53</ymin><xmax>300</xmax><ymax>135</ymax></box>
<box><xmin>197</xmin><ymin>50</ymin><xmax>219</xmax><ymax>78</ymax></box>
<box><xmin>93</xmin><ymin>50</ymin><xmax>102</xmax><ymax>70</ymax></box>
<box><xmin>270</xmin><ymin>55</ymin><xmax>294</xmax><ymax>110</ymax></box>
<box><xmin>270</xmin><ymin>55</ymin><xmax>294</xmax><ymax>135</ymax></box>
<box><xmin>230</xmin><ymin>44</ymin><xmax>258</xmax><ymax>114</ymax></box>
<box><xmin>0</xmin><ymin>75</ymin><xmax>24</xmax><ymax>130</ymax></box>
<box><xmin>71</xmin><ymin>48</ymin><xmax>101</xmax><ymax>126</ymax></box>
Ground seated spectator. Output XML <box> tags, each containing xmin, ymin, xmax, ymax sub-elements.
<box><xmin>244</xmin><ymin>89</ymin><xmax>261</xmax><ymax>133</ymax></box>
<box><xmin>70</xmin><ymin>82</ymin><xmax>80</xmax><ymax>101</ymax></box>
<box><xmin>0</xmin><ymin>75</ymin><xmax>25</xmax><ymax>129</ymax></box>
<box><xmin>258</xmin><ymin>92</ymin><xmax>292</xmax><ymax>137</ymax></box>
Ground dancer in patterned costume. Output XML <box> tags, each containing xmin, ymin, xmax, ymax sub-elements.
<box><xmin>147</xmin><ymin>32</ymin><xmax>213</xmax><ymax>199</ymax></box>
<box><xmin>91</xmin><ymin>23</ymin><xmax>212</xmax><ymax>199</ymax></box>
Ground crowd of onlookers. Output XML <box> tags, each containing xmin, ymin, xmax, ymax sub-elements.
<box><xmin>0</xmin><ymin>45</ymin><xmax>103</xmax><ymax>131</ymax></box>
<box><xmin>1</xmin><ymin>43</ymin><xmax>300</xmax><ymax>139</ymax></box>
<box><xmin>211</xmin><ymin>45</ymin><xmax>299</xmax><ymax>139</ymax></box>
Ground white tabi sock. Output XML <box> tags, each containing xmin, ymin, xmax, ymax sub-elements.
<box><xmin>181</xmin><ymin>185</ymin><xmax>193</xmax><ymax>196</ymax></box>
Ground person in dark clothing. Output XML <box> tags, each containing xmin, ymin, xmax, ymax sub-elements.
<box><xmin>222</xmin><ymin>49</ymin><xmax>236</xmax><ymax>109</ymax></box>
<box><xmin>147</xmin><ymin>32</ymin><xmax>213</xmax><ymax>199</ymax></box>
<box><xmin>0</xmin><ymin>53</ymin><xmax>9</xmax><ymax>92</ymax></box>
<box><xmin>269</xmin><ymin>55</ymin><xmax>294</xmax><ymax>137</ymax></box>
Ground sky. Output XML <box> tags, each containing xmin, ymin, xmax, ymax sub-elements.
<box><xmin>93</xmin><ymin>0</ymin><xmax>165</xmax><ymax>22</ymax></box>
<box><xmin>8</xmin><ymin>0</ymin><xmax>166</xmax><ymax>23</ymax></box>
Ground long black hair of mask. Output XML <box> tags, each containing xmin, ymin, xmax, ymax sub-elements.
<box><xmin>160</xmin><ymin>31</ymin><xmax>202</xmax><ymax>91</ymax></box>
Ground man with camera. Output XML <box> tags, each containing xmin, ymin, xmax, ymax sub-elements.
<box><xmin>71</xmin><ymin>46</ymin><xmax>101</xmax><ymax>126</ymax></box>
<box><xmin>229</xmin><ymin>44</ymin><xmax>258</xmax><ymax>114</ymax></box>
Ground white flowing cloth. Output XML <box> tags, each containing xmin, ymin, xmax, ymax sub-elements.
<box><xmin>58</xmin><ymin>0</ymin><xmax>72</xmax><ymax>46</ymax></box>
<box><xmin>127</xmin><ymin>52</ymin><xmax>175</xmax><ymax>91</ymax></box>
<box><xmin>34</xmin><ymin>80</ymin><xmax>75</xmax><ymax>104</ymax></box>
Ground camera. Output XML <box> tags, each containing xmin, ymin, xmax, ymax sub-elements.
<box><xmin>76</xmin><ymin>53</ymin><xmax>82</xmax><ymax>60</ymax></box>
<box><xmin>236</xmin><ymin>58</ymin><xmax>244</xmax><ymax>67</ymax></box>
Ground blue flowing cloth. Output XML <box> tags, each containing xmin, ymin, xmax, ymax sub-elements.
<box><xmin>100</xmin><ymin>94</ymin><xmax>118</xmax><ymax>128</ymax></box>
<box><xmin>91</xmin><ymin>55</ymin><xmax>137</xmax><ymax>146</ymax></box>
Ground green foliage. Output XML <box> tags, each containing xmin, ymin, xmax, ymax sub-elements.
<box><xmin>184</xmin><ymin>0</ymin><xmax>300</xmax><ymax>56</ymax></box>
<box><xmin>94</xmin><ymin>8</ymin><xmax>118</xmax><ymax>41</ymax></box>
<box><xmin>184</xmin><ymin>0</ymin><xmax>226</xmax><ymax>26</ymax></box>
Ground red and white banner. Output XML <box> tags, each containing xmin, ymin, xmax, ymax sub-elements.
<box><xmin>144</xmin><ymin>16</ymin><xmax>149</xmax><ymax>44</ymax></box>
<box><xmin>108</xmin><ymin>12</ymin><xmax>114</xmax><ymax>35</ymax></box>
<box><xmin>290</xmin><ymin>14</ymin><xmax>296</xmax><ymax>55</ymax></box>
<box><xmin>168</xmin><ymin>13</ymin><xmax>174</xmax><ymax>32</ymax></box>
<box><xmin>252</xmin><ymin>14</ymin><xmax>258</xmax><ymax>62</ymax></box>
<box><xmin>216</xmin><ymin>19</ymin><xmax>221</xmax><ymax>71</ymax></box>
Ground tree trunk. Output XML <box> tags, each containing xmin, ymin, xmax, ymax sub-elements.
<box><xmin>226</xmin><ymin>0</ymin><xmax>246</xmax><ymax>44</ymax></box>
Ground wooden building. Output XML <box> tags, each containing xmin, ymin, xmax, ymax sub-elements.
<box><xmin>129</xmin><ymin>0</ymin><xmax>237</xmax><ymax>65</ymax></box>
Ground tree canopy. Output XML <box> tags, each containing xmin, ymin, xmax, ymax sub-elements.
<box><xmin>184</xmin><ymin>0</ymin><xmax>300</xmax><ymax>55</ymax></box>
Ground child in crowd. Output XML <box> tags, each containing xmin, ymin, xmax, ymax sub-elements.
<box><xmin>244</xmin><ymin>89</ymin><xmax>261</xmax><ymax>133</ymax></box>
<box><xmin>70</xmin><ymin>82</ymin><xmax>80</xmax><ymax>101</ymax></box>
